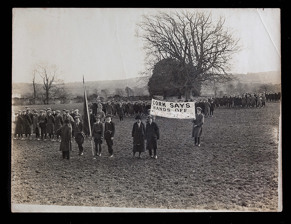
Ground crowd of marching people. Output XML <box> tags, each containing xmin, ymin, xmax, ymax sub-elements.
<box><xmin>12</xmin><ymin>91</ymin><xmax>280</xmax><ymax>160</ymax></box>
<box><xmin>12</xmin><ymin>100</ymin><xmax>159</xmax><ymax>160</ymax></box>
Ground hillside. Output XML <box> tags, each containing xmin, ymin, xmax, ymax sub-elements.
<box><xmin>12</xmin><ymin>76</ymin><xmax>149</xmax><ymax>98</ymax></box>
<box><xmin>12</xmin><ymin>71</ymin><xmax>280</xmax><ymax>98</ymax></box>
<box><xmin>234</xmin><ymin>71</ymin><xmax>281</xmax><ymax>84</ymax></box>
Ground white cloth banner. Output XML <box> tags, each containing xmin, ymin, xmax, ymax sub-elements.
<box><xmin>150</xmin><ymin>99</ymin><xmax>196</xmax><ymax>119</ymax></box>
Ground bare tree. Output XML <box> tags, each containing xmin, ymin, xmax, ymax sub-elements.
<box><xmin>35</xmin><ymin>64</ymin><xmax>59</xmax><ymax>104</ymax></box>
<box><xmin>137</xmin><ymin>10</ymin><xmax>240</xmax><ymax>99</ymax></box>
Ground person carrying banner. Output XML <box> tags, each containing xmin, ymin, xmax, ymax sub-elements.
<box><xmin>192</xmin><ymin>107</ymin><xmax>204</xmax><ymax>147</ymax></box>
<box><xmin>145</xmin><ymin>115</ymin><xmax>160</xmax><ymax>159</ymax></box>
<box><xmin>92</xmin><ymin>115</ymin><xmax>104</xmax><ymax>158</ymax></box>
<box><xmin>56</xmin><ymin>119</ymin><xmax>72</xmax><ymax>160</ymax></box>
<box><xmin>73</xmin><ymin>115</ymin><xmax>85</xmax><ymax>156</ymax></box>
<box><xmin>104</xmin><ymin>114</ymin><xmax>115</xmax><ymax>158</ymax></box>
<box><xmin>132</xmin><ymin>115</ymin><xmax>146</xmax><ymax>158</ymax></box>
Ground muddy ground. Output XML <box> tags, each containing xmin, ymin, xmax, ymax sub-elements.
<box><xmin>11</xmin><ymin>102</ymin><xmax>280</xmax><ymax>211</ymax></box>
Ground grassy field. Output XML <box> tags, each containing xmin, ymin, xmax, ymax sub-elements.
<box><xmin>11</xmin><ymin>102</ymin><xmax>281</xmax><ymax>211</ymax></box>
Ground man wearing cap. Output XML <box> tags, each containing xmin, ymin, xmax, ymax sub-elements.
<box><xmin>132</xmin><ymin>115</ymin><xmax>146</xmax><ymax>158</ymax></box>
<box><xmin>72</xmin><ymin>115</ymin><xmax>85</xmax><ymax>156</ymax></box>
<box><xmin>145</xmin><ymin>115</ymin><xmax>160</xmax><ymax>159</ymax></box>
<box><xmin>92</xmin><ymin>115</ymin><xmax>104</xmax><ymax>158</ymax></box>
<box><xmin>22</xmin><ymin>110</ymin><xmax>32</xmax><ymax>140</ymax></box>
<box><xmin>32</xmin><ymin>110</ymin><xmax>40</xmax><ymax>140</ymax></box>
<box><xmin>14</xmin><ymin>111</ymin><xmax>24</xmax><ymax>139</ymax></box>
<box><xmin>64</xmin><ymin>110</ymin><xmax>75</xmax><ymax>136</ymax></box>
<box><xmin>104</xmin><ymin>114</ymin><xmax>115</xmax><ymax>157</ymax></box>
<box><xmin>38</xmin><ymin>110</ymin><xmax>47</xmax><ymax>140</ymax></box>
<box><xmin>56</xmin><ymin>119</ymin><xmax>72</xmax><ymax>160</ymax></box>
<box><xmin>54</xmin><ymin>110</ymin><xmax>63</xmax><ymax>142</ymax></box>
<box><xmin>46</xmin><ymin>110</ymin><xmax>55</xmax><ymax>141</ymax></box>
<box><xmin>74</xmin><ymin>109</ymin><xmax>82</xmax><ymax>121</ymax></box>
<box><xmin>192</xmin><ymin>107</ymin><xmax>204</xmax><ymax>147</ymax></box>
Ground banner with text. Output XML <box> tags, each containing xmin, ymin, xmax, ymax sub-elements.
<box><xmin>150</xmin><ymin>99</ymin><xmax>196</xmax><ymax>119</ymax></box>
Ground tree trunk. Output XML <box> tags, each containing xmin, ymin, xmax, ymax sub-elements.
<box><xmin>185</xmin><ymin>87</ymin><xmax>192</xmax><ymax>100</ymax></box>
<box><xmin>46</xmin><ymin>89</ymin><xmax>49</xmax><ymax>104</ymax></box>
<box><xmin>32</xmin><ymin>80</ymin><xmax>36</xmax><ymax>104</ymax></box>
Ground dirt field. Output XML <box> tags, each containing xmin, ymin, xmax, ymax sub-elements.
<box><xmin>11</xmin><ymin>102</ymin><xmax>281</xmax><ymax>211</ymax></box>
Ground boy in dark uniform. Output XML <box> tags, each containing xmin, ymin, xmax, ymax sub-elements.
<box><xmin>73</xmin><ymin>115</ymin><xmax>84</xmax><ymax>156</ymax></box>
<box><xmin>104</xmin><ymin>114</ymin><xmax>115</xmax><ymax>158</ymax></box>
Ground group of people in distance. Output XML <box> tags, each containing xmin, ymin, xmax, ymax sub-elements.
<box><xmin>192</xmin><ymin>91</ymin><xmax>280</xmax><ymax>118</ymax></box>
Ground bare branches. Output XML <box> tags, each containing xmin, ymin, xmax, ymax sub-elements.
<box><xmin>33</xmin><ymin>63</ymin><xmax>60</xmax><ymax>104</ymax></box>
<box><xmin>138</xmin><ymin>10</ymin><xmax>240</xmax><ymax>90</ymax></box>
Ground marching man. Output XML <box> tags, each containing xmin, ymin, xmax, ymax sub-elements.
<box><xmin>145</xmin><ymin>115</ymin><xmax>160</xmax><ymax>159</ymax></box>
<box><xmin>104</xmin><ymin>114</ymin><xmax>115</xmax><ymax>158</ymax></box>
<box><xmin>192</xmin><ymin>107</ymin><xmax>204</xmax><ymax>147</ymax></box>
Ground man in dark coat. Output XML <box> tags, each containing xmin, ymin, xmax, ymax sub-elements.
<box><xmin>54</xmin><ymin>110</ymin><xmax>63</xmax><ymax>142</ymax></box>
<box><xmin>73</xmin><ymin>116</ymin><xmax>84</xmax><ymax>156</ymax></box>
<box><xmin>116</xmin><ymin>102</ymin><xmax>124</xmax><ymax>121</ymax></box>
<box><xmin>192</xmin><ymin>107</ymin><xmax>204</xmax><ymax>147</ymax></box>
<box><xmin>92</xmin><ymin>115</ymin><xmax>104</xmax><ymax>158</ymax></box>
<box><xmin>132</xmin><ymin>115</ymin><xmax>146</xmax><ymax>158</ymax></box>
<box><xmin>38</xmin><ymin>110</ymin><xmax>47</xmax><ymax>140</ymax></box>
<box><xmin>46</xmin><ymin>110</ymin><xmax>55</xmax><ymax>141</ymax></box>
<box><xmin>14</xmin><ymin>111</ymin><xmax>24</xmax><ymax>139</ymax></box>
<box><xmin>23</xmin><ymin>110</ymin><xmax>32</xmax><ymax>139</ymax></box>
<box><xmin>56</xmin><ymin>119</ymin><xmax>72</xmax><ymax>160</ymax></box>
<box><xmin>104</xmin><ymin>114</ymin><xmax>115</xmax><ymax>157</ymax></box>
<box><xmin>145</xmin><ymin>115</ymin><xmax>160</xmax><ymax>159</ymax></box>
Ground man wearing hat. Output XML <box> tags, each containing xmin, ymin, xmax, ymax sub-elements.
<box><xmin>104</xmin><ymin>114</ymin><xmax>115</xmax><ymax>158</ymax></box>
<box><xmin>192</xmin><ymin>107</ymin><xmax>204</xmax><ymax>147</ymax></box>
<box><xmin>72</xmin><ymin>115</ymin><xmax>85</xmax><ymax>156</ymax></box>
<box><xmin>145</xmin><ymin>115</ymin><xmax>160</xmax><ymax>159</ymax></box>
<box><xmin>56</xmin><ymin>119</ymin><xmax>72</xmax><ymax>160</ymax></box>
<box><xmin>132</xmin><ymin>115</ymin><xmax>146</xmax><ymax>158</ymax></box>
<box><xmin>54</xmin><ymin>110</ymin><xmax>63</xmax><ymax>142</ymax></box>
<box><xmin>92</xmin><ymin>115</ymin><xmax>104</xmax><ymax>158</ymax></box>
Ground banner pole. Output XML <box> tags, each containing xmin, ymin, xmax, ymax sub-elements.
<box><xmin>83</xmin><ymin>76</ymin><xmax>94</xmax><ymax>156</ymax></box>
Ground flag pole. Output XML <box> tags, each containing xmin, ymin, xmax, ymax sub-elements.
<box><xmin>83</xmin><ymin>75</ymin><xmax>94</xmax><ymax>156</ymax></box>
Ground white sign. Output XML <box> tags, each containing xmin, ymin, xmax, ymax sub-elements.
<box><xmin>150</xmin><ymin>99</ymin><xmax>196</xmax><ymax>119</ymax></box>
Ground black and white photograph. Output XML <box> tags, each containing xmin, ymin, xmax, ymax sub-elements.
<box><xmin>11</xmin><ymin>8</ymin><xmax>281</xmax><ymax>212</ymax></box>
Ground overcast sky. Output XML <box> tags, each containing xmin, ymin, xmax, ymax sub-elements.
<box><xmin>12</xmin><ymin>8</ymin><xmax>280</xmax><ymax>83</ymax></box>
